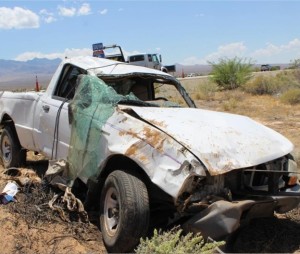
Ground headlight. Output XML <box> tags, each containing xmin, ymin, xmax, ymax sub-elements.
<box><xmin>287</xmin><ymin>158</ymin><xmax>299</xmax><ymax>186</ymax></box>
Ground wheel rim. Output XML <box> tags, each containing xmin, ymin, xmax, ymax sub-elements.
<box><xmin>1</xmin><ymin>135</ymin><xmax>12</xmax><ymax>164</ymax></box>
<box><xmin>104</xmin><ymin>186</ymin><xmax>120</xmax><ymax>236</ymax></box>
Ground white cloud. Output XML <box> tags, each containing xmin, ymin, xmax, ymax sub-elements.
<box><xmin>14</xmin><ymin>48</ymin><xmax>92</xmax><ymax>61</ymax></box>
<box><xmin>0</xmin><ymin>7</ymin><xmax>39</xmax><ymax>29</ymax></box>
<box><xmin>44</xmin><ymin>16</ymin><xmax>56</xmax><ymax>24</ymax></box>
<box><xmin>252</xmin><ymin>39</ymin><xmax>300</xmax><ymax>58</ymax></box>
<box><xmin>58</xmin><ymin>6</ymin><xmax>76</xmax><ymax>17</ymax></box>
<box><xmin>181</xmin><ymin>42</ymin><xmax>247</xmax><ymax>65</ymax></box>
<box><xmin>64</xmin><ymin>48</ymin><xmax>92</xmax><ymax>58</ymax></box>
<box><xmin>58</xmin><ymin>3</ymin><xmax>91</xmax><ymax>17</ymax></box>
<box><xmin>180</xmin><ymin>39</ymin><xmax>300</xmax><ymax>65</ymax></box>
<box><xmin>40</xmin><ymin>9</ymin><xmax>56</xmax><ymax>24</ymax></box>
<box><xmin>78</xmin><ymin>3</ymin><xmax>91</xmax><ymax>16</ymax></box>
<box><xmin>14</xmin><ymin>48</ymin><xmax>142</xmax><ymax>62</ymax></box>
<box><xmin>205</xmin><ymin>42</ymin><xmax>247</xmax><ymax>62</ymax></box>
<box><xmin>99</xmin><ymin>9</ymin><xmax>108</xmax><ymax>15</ymax></box>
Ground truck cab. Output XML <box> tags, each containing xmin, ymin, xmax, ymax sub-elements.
<box><xmin>127</xmin><ymin>53</ymin><xmax>167</xmax><ymax>72</ymax></box>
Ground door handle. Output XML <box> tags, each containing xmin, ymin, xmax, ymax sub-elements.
<box><xmin>42</xmin><ymin>105</ymin><xmax>50</xmax><ymax>113</ymax></box>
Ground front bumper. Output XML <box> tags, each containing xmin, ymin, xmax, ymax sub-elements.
<box><xmin>182</xmin><ymin>195</ymin><xmax>300</xmax><ymax>240</ymax></box>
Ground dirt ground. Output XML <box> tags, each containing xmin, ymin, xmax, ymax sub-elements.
<box><xmin>0</xmin><ymin>156</ymin><xmax>106</xmax><ymax>254</ymax></box>
<box><xmin>0</xmin><ymin>90</ymin><xmax>300</xmax><ymax>253</ymax></box>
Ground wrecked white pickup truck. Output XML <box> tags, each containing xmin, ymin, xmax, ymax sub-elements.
<box><xmin>0</xmin><ymin>56</ymin><xmax>300</xmax><ymax>252</ymax></box>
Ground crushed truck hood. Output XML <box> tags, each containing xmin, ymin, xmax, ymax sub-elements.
<box><xmin>119</xmin><ymin>106</ymin><xmax>293</xmax><ymax>175</ymax></box>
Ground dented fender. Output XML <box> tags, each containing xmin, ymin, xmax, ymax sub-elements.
<box><xmin>100</xmin><ymin>108</ymin><xmax>207</xmax><ymax>198</ymax></box>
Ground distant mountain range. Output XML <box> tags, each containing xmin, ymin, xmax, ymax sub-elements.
<box><xmin>0</xmin><ymin>58</ymin><xmax>61</xmax><ymax>90</ymax></box>
<box><xmin>0</xmin><ymin>58</ymin><xmax>290</xmax><ymax>90</ymax></box>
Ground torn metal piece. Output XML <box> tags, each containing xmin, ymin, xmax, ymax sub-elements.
<box><xmin>44</xmin><ymin>159</ymin><xmax>69</xmax><ymax>191</ymax></box>
<box><xmin>49</xmin><ymin>194</ymin><xmax>70</xmax><ymax>222</ymax></box>
<box><xmin>182</xmin><ymin>195</ymin><xmax>300</xmax><ymax>240</ymax></box>
<box><xmin>48</xmin><ymin>185</ymin><xmax>89</xmax><ymax>223</ymax></box>
<box><xmin>182</xmin><ymin>200</ymin><xmax>256</xmax><ymax>240</ymax></box>
<box><xmin>63</xmin><ymin>186</ymin><xmax>89</xmax><ymax>222</ymax></box>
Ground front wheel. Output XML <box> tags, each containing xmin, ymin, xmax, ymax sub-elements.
<box><xmin>100</xmin><ymin>170</ymin><xmax>149</xmax><ymax>253</ymax></box>
<box><xmin>0</xmin><ymin>125</ymin><xmax>26</xmax><ymax>168</ymax></box>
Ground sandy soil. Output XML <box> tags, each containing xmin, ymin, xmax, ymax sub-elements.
<box><xmin>0</xmin><ymin>157</ymin><xmax>106</xmax><ymax>254</ymax></box>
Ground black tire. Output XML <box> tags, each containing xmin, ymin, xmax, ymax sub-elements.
<box><xmin>100</xmin><ymin>170</ymin><xmax>149</xmax><ymax>253</ymax></box>
<box><xmin>0</xmin><ymin>125</ymin><xmax>26</xmax><ymax>168</ymax></box>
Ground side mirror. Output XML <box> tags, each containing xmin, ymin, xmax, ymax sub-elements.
<box><xmin>159</xmin><ymin>55</ymin><xmax>162</xmax><ymax>63</ymax></box>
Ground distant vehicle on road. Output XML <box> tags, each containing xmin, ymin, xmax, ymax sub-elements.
<box><xmin>261</xmin><ymin>64</ymin><xmax>271</xmax><ymax>71</ymax></box>
<box><xmin>187</xmin><ymin>73</ymin><xmax>196</xmax><ymax>77</ymax></box>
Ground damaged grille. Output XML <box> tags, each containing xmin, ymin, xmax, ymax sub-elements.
<box><xmin>176</xmin><ymin>174</ymin><xmax>232</xmax><ymax>214</ymax></box>
<box><xmin>176</xmin><ymin>155</ymin><xmax>299</xmax><ymax>215</ymax></box>
<box><xmin>226</xmin><ymin>155</ymin><xmax>299</xmax><ymax>196</ymax></box>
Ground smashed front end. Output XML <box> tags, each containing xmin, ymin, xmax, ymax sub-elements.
<box><xmin>179</xmin><ymin>155</ymin><xmax>300</xmax><ymax>239</ymax></box>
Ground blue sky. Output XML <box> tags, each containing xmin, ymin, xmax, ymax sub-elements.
<box><xmin>1</xmin><ymin>0</ymin><xmax>300</xmax><ymax>65</ymax></box>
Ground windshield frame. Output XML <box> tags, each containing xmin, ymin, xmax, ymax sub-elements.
<box><xmin>97</xmin><ymin>72</ymin><xmax>197</xmax><ymax>108</ymax></box>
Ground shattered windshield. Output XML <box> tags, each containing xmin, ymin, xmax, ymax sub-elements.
<box><xmin>99</xmin><ymin>74</ymin><xmax>194</xmax><ymax>108</ymax></box>
<box><xmin>67</xmin><ymin>75</ymin><xmax>144</xmax><ymax>181</ymax></box>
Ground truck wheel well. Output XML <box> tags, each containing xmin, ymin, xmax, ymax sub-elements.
<box><xmin>1</xmin><ymin>113</ymin><xmax>13</xmax><ymax>125</ymax></box>
<box><xmin>84</xmin><ymin>154</ymin><xmax>173</xmax><ymax>216</ymax></box>
<box><xmin>99</xmin><ymin>155</ymin><xmax>152</xmax><ymax>190</ymax></box>
<box><xmin>83</xmin><ymin>155</ymin><xmax>151</xmax><ymax>212</ymax></box>
<box><xmin>0</xmin><ymin>114</ymin><xmax>21</xmax><ymax>146</ymax></box>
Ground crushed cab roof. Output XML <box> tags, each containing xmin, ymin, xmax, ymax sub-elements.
<box><xmin>64</xmin><ymin>56</ymin><xmax>173</xmax><ymax>77</ymax></box>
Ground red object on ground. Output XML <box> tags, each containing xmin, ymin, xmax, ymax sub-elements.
<box><xmin>35</xmin><ymin>76</ymin><xmax>40</xmax><ymax>92</ymax></box>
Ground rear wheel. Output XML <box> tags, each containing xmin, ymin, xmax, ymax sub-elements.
<box><xmin>100</xmin><ymin>170</ymin><xmax>149</xmax><ymax>253</ymax></box>
<box><xmin>0</xmin><ymin>125</ymin><xmax>26</xmax><ymax>168</ymax></box>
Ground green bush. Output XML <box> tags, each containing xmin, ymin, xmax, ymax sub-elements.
<box><xmin>135</xmin><ymin>227</ymin><xmax>225</xmax><ymax>254</ymax></box>
<box><xmin>209</xmin><ymin>57</ymin><xmax>253</xmax><ymax>90</ymax></box>
<box><xmin>280</xmin><ymin>88</ymin><xmax>300</xmax><ymax>105</ymax></box>
<box><xmin>244</xmin><ymin>69</ymin><xmax>300</xmax><ymax>95</ymax></box>
<box><xmin>270</xmin><ymin>66</ymin><xmax>281</xmax><ymax>71</ymax></box>
<box><xmin>274</xmin><ymin>70</ymin><xmax>300</xmax><ymax>89</ymax></box>
<box><xmin>243</xmin><ymin>76</ymin><xmax>280</xmax><ymax>95</ymax></box>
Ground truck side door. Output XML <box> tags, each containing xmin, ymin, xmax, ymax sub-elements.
<box><xmin>33</xmin><ymin>65</ymin><xmax>85</xmax><ymax>160</ymax></box>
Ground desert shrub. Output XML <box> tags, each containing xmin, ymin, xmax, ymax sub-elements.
<box><xmin>193</xmin><ymin>81</ymin><xmax>219</xmax><ymax>100</ymax></box>
<box><xmin>135</xmin><ymin>227</ymin><xmax>225</xmax><ymax>254</ymax></box>
<box><xmin>244</xmin><ymin>70</ymin><xmax>300</xmax><ymax>95</ymax></box>
<box><xmin>222</xmin><ymin>97</ymin><xmax>239</xmax><ymax>111</ymax></box>
<box><xmin>209</xmin><ymin>57</ymin><xmax>253</xmax><ymax>90</ymax></box>
<box><xmin>292</xmin><ymin>69</ymin><xmax>300</xmax><ymax>82</ymax></box>
<box><xmin>270</xmin><ymin>66</ymin><xmax>281</xmax><ymax>71</ymax></box>
<box><xmin>274</xmin><ymin>70</ymin><xmax>300</xmax><ymax>89</ymax></box>
<box><xmin>289</xmin><ymin>58</ymin><xmax>300</xmax><ymax>69</ymax></box>
<box><xmin>280</xmin><ymin>88</ymin><xmax>300</xmax><ymax>105</ymax></box>
<box><xmin>244</xmin><ymin>76</ymin><xmax>280</xmax><ymax>95</ymax></box>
